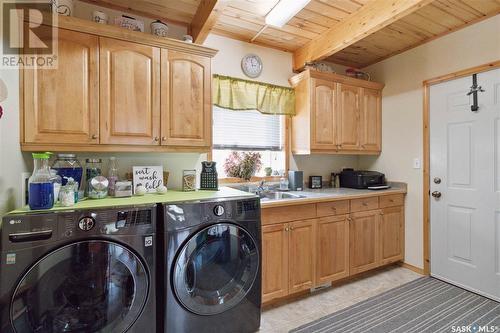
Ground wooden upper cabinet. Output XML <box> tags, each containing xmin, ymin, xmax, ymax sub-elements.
<box><xmin>360</xmin><ymin>88</ymin><xmax>382</xmax><ymax>152</ymax></box>
<box><xmin>24</xmin><ymin>28</ymin><xmax>99</xmax><ymax>144</ymax></box>
<box><xmin>262</xmin><ymin>224</ymin><xmax>289</xmax><ymax>303</ymax></box>
<box><xmin>316</xmin><ymin>215</ymin><xmax>349</xmax><ymax>285</ymax></box>
<box><xmin>288</xmin><ymin>219</ymin><xmax>316</xmax><ymax>294</ymax></box>
<box><xmin>337</xmin><ymin>83</ymin><xmax>361</xmax><ymax>151</ymax></box>
<box><xmin>290</xmin><ymin>70</ymin><xmax>383</xmax><ymax>155</ymax></box>
<box><xmin>311</xmin><ymin>79</ymin><xmax>337</xmax><ymax>150</ymax></box>
<box><xmin>380</xmin><ymin>206</ymin><xmax>404</xmax><ymax>265</ymax></box>
<box><xmin>349</xmin><ymin>209</ymin><xmax>381</xmax><ymax>275</ymax></box>
<box><xmin>161</xmin><ymin>50</ymin><xmax>211</xmax><ymax>147</ymax></box>
<box><xmin>99</xmin><ymin>37</ymin><xmax>160</xmax><ymax>145</ymax></box>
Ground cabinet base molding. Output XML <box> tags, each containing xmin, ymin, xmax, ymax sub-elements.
<box><xmin>20</xmin><ymin>143</ymin><xmax>211</xmax><ymax>153</ymax></box>
<box><xmin>398</xmin><ymin>262</ymin><xmax>425</xmax><ymax>275</ymax></box>
<box><xmin>262</xmin><ymin>262</ymin><xmax>403</xmax><ymax>307</ymax></box>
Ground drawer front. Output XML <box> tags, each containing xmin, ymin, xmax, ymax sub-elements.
<box><xmin>379</xmin><ymin>194</ymin><xmax>404</xmax><ymax>208</ymax></box>
<box><xmin>262</xmin><ymin>204</ymin><xmax>316</xmax><ymax>225</ymax></box>
<box><xmin>350</xmin><ymin>196</ymin><xmax>379</xmax><ymax>212</ymax></box>
<box><xmin>317</xmin><ymin>200</ymin><xmax>349</xmax><ymax>217</ymax></box>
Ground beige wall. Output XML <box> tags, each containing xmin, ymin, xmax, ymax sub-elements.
<box><xmin>359</xmin><ymin>15</ymin><xmax>500</xmax><ymax>269</ymax></box>
<box><xmin>205</xmin><ymin>34</ymin><xmax>358</xmax><ymax>181</ymax></box>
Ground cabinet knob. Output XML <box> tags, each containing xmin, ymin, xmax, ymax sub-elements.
<box><xmin>162</xmin><ymin>137</ymin><xmax>167</xmax><ymax>142</ymax></box>
<box><xmin>91</xmin><ymin>134</ymin><xmax>97</xmax><ymax>139</ymax></box>
<box><xmin>153</xmin><ymin>137</ymin><xmax>159</xmax><ymax>142</ymax></box>
<box><xmin>285</xmin><ymin>227</ymin><xmax>289</xmax><ymax>231</ymax></box>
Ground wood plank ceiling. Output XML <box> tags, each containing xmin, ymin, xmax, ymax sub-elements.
<box><xmin>86</xmin><ymin>0</ymin><xmax>500</xmax><ymax>68</ymax></box>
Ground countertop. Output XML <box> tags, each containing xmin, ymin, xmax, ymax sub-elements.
<box><xmin>259</xmin><ymin>183</ymin><xmax>407</xmax><ymax>208</ymax></box>
<box><xmin>6</xmin><ymin>187</ymin><xmax>255</xmax><ymax>215</ymax></box>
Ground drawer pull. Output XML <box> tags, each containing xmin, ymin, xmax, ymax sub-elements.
<box><xmin>362</xmin><ymin>202</ymin><xmax>368</xmax><ymax>206</ymax></box>
<box><xmin>331</xmin><ymin>207</ymin><xmax>337</xmax><ymax>210</ymax></box>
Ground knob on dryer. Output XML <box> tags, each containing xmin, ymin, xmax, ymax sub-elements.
<box><xmin>213</xmin><ymin>205</ymin><xmax>225</xmax><ymax>216</ymax></box>
<box><xmin>79</xmin><ymin>216</ymin><xmax>95</xmax><ymax>231</ymax></box>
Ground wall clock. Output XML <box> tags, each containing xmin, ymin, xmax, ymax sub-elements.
<box><xmin>241</xmin><ymin>54</ymin><xmax>263</xmax><ymax>78</ymax></box>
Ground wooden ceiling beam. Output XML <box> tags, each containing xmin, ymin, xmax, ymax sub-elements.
<box><xmin>293</xmin><ymin>0</ymin><xmax>435</xmax><ymax>70</ymax></box>
<box><xmin>191</xmin><ymin>0</ymin><xmax>229</xmax><ymax>44</ymax></box>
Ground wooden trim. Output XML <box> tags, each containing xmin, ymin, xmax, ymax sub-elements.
<box><xmin>21</xmin><ymin>143</ymin><xmax>211</xmax><ymax>153</ymax></box>
<box><xmin>292</xmin><ymin>0</ymin><xmax>433</xmax><ymax>70</ymax></box>
<box><xmin>398</xmin><ymin>262</ymin><xmax>425</xmax><ymax>275</ymax></box>
<box><xmin>78</xmin><ymin>0</ymin><xmax>191</xmax><ymax>28</ymax></box>
<box><xmin>18</xmin><ymin>68</ymin><xmax>24</xmax><ymax>145</ymax></box>
<box><xmin>289</xmin><ymin>70</ymin><xmax>385</xmax><ymax>90</ymax></box>
<box><xmin>191</xmin><ymin>0</ymin><xmax>228</xmax><ymax>44</ymax></box>
<box><xmin>29</xmin><ymin>13</ymin><xmax>218</xmax><ymax>58</ymax></box>
<box><xmin>422</xmin><ymin>60</ymin><xmax>500</xmax><ymax>276</ymax></box>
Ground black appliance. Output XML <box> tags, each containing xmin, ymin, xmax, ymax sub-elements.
<box><xmin>0</xmin><ymin>205</ymin><xmax>157</xmax><ymax>333</ymax></box>
<box><xmin>288</xmin><ymin>170</ymin><xmax>304</xmax><ymax>191</ymax></box>
<box><xmin>339</xmin><ymin>169</ymin><xmax>387</xmax><ymax>189</ymax></box>
<box><xmin>200</xmin><ymin>161</ymin><xmax>218</xmax><ymax>190</ymax></box>
<box><xmin>308</xmin><ymin>175</ymin><xmax>322</xmax><ymax>189</ymax></box>
<box><xmin>161</xmin><ymin>196</ymin><xmax>261</xmax><ymax>333</ymax></box>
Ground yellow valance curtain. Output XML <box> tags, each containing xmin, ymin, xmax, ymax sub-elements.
<box><xmin>213</xmin><ymin>74</ymin><xmax>295</xmax><ymax>116</ymax></box>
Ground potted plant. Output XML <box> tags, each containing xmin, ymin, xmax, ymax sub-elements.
<box><xmin>264</xmin><ymin>167</ymin><xmax>272</xmax><ymax>177</ymax></box>
<box><xmin>224</xmin><ymin>152</ymin><xmax>262</xmax><ymax>181</ymax></box>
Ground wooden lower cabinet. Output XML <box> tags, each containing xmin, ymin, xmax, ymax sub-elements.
<box><xmin>349</xmin><ymin>209</ymin><xmax>381</xmax><ymax>275</ymax></box>
<box><xmin>262</xmin><ymin>224</ymin><xmax>289</xmax><ymax>303</ymax></box>
<box><xmin>380</xmin><ymin>206</ymin><xmax>405</xmax><ymax>264</ymax></box>
<box><xmin>289</xmin><ymin>219</ymin><xmax>316</xmax><ymax>293</ymax></box>
<box><xmin>316</xmin><ymin>215</ymin><xmax>349</xmax><ymax>285</ymax></box>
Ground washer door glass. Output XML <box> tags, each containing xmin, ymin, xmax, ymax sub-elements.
<box><xmin>173</xmin><ymin>223</ymin><xmax>259</xmax><ymax>315</ymax></box>
<box><xmin>10</xmin><ymin>240</ymin><xmax>149</xmax><ymax>333</ymax></box>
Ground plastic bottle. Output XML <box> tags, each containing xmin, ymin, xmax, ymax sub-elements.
<box><xmin>29</xmin><ymin>153</ymin><xmax>54</xmax><ymax>210</ymax></box>
<box><xmin>107</xmin><ymin>157</ymin><xmax>119</xmax><ymax>196</ymax></box>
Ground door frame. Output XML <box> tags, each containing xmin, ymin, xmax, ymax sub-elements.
<box><xmin>422</xmin><ymin>60</ymin><xmax>500</xmax><ymax>275</ymax></box>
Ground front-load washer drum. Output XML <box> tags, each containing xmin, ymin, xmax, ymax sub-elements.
<box><xmin>10</xmin><ymin>240</ymin><xmax>149</xmax><ymax>333</ymax></box>
<box><xmin>173</xmin><ymin>223</ymin><xmax>259</xmax><ymax>316</ymax></box>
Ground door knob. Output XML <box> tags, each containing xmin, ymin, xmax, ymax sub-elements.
<box><xmin>431</xmin><ymin>191</ymin><xmax>442</xmax><ymax>198</ymax></box>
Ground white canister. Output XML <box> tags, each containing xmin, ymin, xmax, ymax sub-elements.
<box><xmin>182</xmin><ymin>35</ymin><xmax>193</xmax><ymax>43</ymax></box>
<box><xmin>92</xmin><ymin>10</ymin><xmax>108</xmax><ymax>24</ymax></box>
<box><xmin>150</xmin><ymin>20</ymin><xmax>168</xmax><ymax>37</ymax></box>
<box><xmin>51</xmin><ymin>0</ymin><xmax>73</xmax><ymax>16</ymax></box>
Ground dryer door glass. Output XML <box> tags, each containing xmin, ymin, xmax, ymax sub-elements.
<box><xmin>10</xmin><ymin>240</ymin><xmax>149</xmax><ymax>333</ymax></box>
<box><xmin>173</xmin><ymin>223</ymin><xmax>259</xmax><ymax>315</ymax></box>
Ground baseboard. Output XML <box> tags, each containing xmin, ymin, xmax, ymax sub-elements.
<box><xmin>398</xmin><ymin>262</ymin><xmax>426</xmax><ymax>275</ymax></box>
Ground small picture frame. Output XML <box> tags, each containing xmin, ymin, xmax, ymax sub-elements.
<box><xmin>132</xmin><ymin>166</ymin><xmax>163</xmax><ymax>193</ymax></box>
<box><xmin>309</xmin><ymin>175</ymin><xmax>323</xmax><ymax>189</ymax></box>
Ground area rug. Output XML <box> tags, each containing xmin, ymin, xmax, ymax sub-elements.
<box><xmin>290</xmin><ymin>277</ymin><xmax>500</xmax><ymax>333</ymax></box>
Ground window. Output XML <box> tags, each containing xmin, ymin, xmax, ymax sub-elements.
<box><xmin>212</xmin><ymin>106</ymin><xmax>286</xmax><ymax>178</ymax></box>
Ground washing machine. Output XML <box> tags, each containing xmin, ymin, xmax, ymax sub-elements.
<box><xmin>0</xmin><ymin>205</ymin><xmax>157</xmax><ymax>333</ymax></box>
<box><xmin>161</xmin><ymin>196</ymin><xmax>261</xmax><ymax>333</ymax></box>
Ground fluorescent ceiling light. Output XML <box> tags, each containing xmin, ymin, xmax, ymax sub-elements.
<box><xmin>265</xmin><ymin>0</ymin><xmax>311</xmax><ymax>28</ymax></box>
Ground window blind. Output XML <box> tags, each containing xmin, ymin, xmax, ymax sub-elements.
<box><xmin>213</xmin><ymin>106</ymin><xmax>283</xmax><ymax>151</ymax></box>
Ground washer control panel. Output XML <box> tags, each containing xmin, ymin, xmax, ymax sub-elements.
<box><xmin>78</xmin><ymin>217</ymin><xmax>95</xmax><ymax>231</ymax></box>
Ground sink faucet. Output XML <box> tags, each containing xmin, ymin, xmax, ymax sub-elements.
<box><xmin>256</xmin><ymin>180</ymin><xmax>266</xmax><ymax>195</ymax></box>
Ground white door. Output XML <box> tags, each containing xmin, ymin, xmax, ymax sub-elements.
<box><xmin>430</xmin><ymin>68</ymin><xmax>500</xmax><ymax>301</ymax></box>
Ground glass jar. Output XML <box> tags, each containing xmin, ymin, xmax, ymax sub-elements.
<box><xmin>50</xmin><ymin>170</ymin><xmax>62</xmax><ymax>203</ymax></box>
<box><xmin>29</xmin><ymin>153</ymin><xmax>54</xmax><ymax>210</ymax></box>
<box><xmin>85</xmin><ymin>158</ymin><xmax>102</xmax><ymax>195</ymax></box>
<box><xmin>52</xmin><ymin>153</ymin><xmax>83</xmax><ymax>188</ymax></box>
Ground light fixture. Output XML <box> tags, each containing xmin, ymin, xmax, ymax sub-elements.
<box><xmin>265</xmin><ymin>0</ymin><xmax>311</xmax><ymax>28</ymax></box>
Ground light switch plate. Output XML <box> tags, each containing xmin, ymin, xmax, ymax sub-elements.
<box><xmin>413</xmin><ymin>158</ymin><xmax>421</xmax><ymax>169</ymax></box>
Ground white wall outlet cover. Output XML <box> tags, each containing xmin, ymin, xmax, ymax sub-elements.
<box><xmin>413</xmin><ymin>158</ymin><xmax>422</xmax><ymax>169</ymax></box>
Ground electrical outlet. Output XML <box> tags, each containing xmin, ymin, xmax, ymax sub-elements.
<box><xmin>413</xmin><ymin>158</ymin><xmax>421</xmax><ymax>169</ymax></box>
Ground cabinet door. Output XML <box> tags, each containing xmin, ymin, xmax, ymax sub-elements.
<box><xmin>360</xmin><ymin>88</ymin><xmax>381</xmax><ymax>152</ymax></box>
<box><xmin>289</xmin><ymin>219</ymin><xmax>315</xmax><ymax>294</ymax></box>
<box><xmin>337</xmin><ymin>83</ymin><xmax>361</xmax><ymax>151</ymax></box>
<box><xmin>24</xmin><ymin>28</ymin><xmax>99</xmax><ymax>144</ymax></box>
<box><xmin>100</xmin><ymin>37</ymin><xmax>160</xmax><ymax>145</ymax></box>
<box><xmin>316</xmin><ymin>215</ymin><xmax>349</xmax><ymax>285</ymax></box>
<box><xmin>311</xmin><ymin>79</ymin><xmax>337</xmax><ymax>150</ymax></box>
<box><xmin>349</xmin><ymin>210</ymin><xmax>381</xmax><ymax>275</ymax></box>
<box><xmin>380</xmin><ymin>206</ymin><xmax>404</xmax><ymax>264</ymax></box>
<box><xmin>262</xmin><ymin>224</ymin><xmax>289</xmax><ymax>303</ymax></box>
<box><xmin>161</xmin><ymin>50</ymin><xmax>211</xmax><ymax>147</ymax></box>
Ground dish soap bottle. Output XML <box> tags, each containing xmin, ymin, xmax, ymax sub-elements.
<box><xmin>29</xmin><ymin>152</ymin><xmax>54</xmax><ymax>210</ymax></box>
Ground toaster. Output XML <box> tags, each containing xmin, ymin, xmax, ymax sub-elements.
<box><xmin>339</xmin><ymin>169</ymin><xmax>386</xmax><ymax>189</ymax></box>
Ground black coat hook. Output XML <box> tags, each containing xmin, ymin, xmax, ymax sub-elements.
<box><xmin>467</xmin><ymin>73</ymin><xmax>485</xmax><ymax>112</ymax></box>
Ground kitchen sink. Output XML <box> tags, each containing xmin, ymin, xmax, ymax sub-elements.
<box><xmin>258</xmin><ymin>191</ymin><xmax>306</xmax><ymax>201</ymax></box>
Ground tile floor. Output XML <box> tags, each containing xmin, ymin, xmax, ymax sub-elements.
<box><xmin>259</xmin><ymin>266</ymin><xmax>422</xmax><ymax>333</ymax></box>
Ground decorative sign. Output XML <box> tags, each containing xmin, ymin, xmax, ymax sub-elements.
<box><xmin>133</xmin><ymin>166</ymin><xmax>163</xmax><ymax>193</ymax></box>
